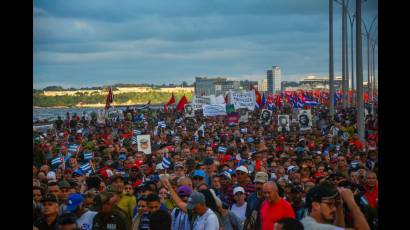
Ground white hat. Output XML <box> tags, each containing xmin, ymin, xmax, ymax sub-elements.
<box><xmin>233</xmin><ymin>186</ymin><xmax>245</xmax><ymax>195</ymax></box>
<box><xmin>235</xmin><ymin>166</ymin><xmax>249</xmax><ymax>174</ymax></box>
<box><xmin>47</xmin><ymin>171</ymin><xmax>56</xmax><ymax>181</ymax></box>
<box><xmin>156</xmin><ymin>163</ymin><xmax>164</xmax><ymax>170</ymax></box>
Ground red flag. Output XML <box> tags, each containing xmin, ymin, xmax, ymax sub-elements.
<box><xmin>105</xmin><ymin>87</ymin><xmax>113</xmax><ymax>110</ymax></box>
<box><xmin>364</xmin><ymin>92</ymin><xmax>369</xmax><ymax>103</ymax></box>
<box><xmin>164</xmin><ymin>93</ymin><xmax>176</xmax><ymax>111</ymax></box>
<box><xmin>176</xmin><ymin>95</ymin><xmax>188</xmax><ymax>111</ymax></box>
<box><xmin>254</xmin><ymin>89</ymin><xmax>262</xmax><ymax>107</ymax></box>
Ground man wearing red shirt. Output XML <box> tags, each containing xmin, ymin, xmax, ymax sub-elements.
<box><xmin>260</xmin><ymin>181</ymin><xmax>295</xmax><ymax>230</ymax></box>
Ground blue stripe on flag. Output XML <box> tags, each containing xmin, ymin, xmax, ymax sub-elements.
<box><xmin>218</xmin><ymin>146</ymin><xmax>227</xmax><ymax>153</ymax></box>
<box><xmin>51</xmin><ymin>157</ymin><xmax>62</xmax><ymax>166</ymax></box>
<box><xmin>84</xmin><ymin>152</ymin><xmax>93</xmax><ymax>161</ymax></box>
<box><xmin>132</xmin><ymin>136</ymin><xmax>138</xmax><ymax>145</ymax></box>
<box><xmin>162</xmin><ymin>157</ymin><xmax>171</xmax><ymax>169</ymax></box>
<box><xmin>80</xmin><ymin>163</ymin><xmax>92</xmax><ymax>174</ymax></box>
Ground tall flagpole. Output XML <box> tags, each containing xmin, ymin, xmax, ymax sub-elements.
<box><xmin>329</xmin><ymin>0</ymin><xmax>335</xmax><ymax>117</ymax></box>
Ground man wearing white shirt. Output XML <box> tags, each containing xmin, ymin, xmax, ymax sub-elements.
<box><xmin>186</xmin><ymin>191</ymin><xmax>219</xmax><ymax>230</ymax></box>
<box><xmin>66</xmin><ymin>193</ymin><xmax>97</xmax><ymax>230</ymax></box>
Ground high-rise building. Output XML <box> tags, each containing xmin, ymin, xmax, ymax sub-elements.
<box><xmin>273</xmin><ymin>66</ymin><xmax>281</xmax><ymax>92</ymax></box>
<box><xmin>267</xmin><ymin>66</ymin><xmax>281</xmax><ymax>93</ymax></box>
<box><xmin>194</xmin><ymin>77</ymin><xmax>239</xmax><ymax>96</ymax></box>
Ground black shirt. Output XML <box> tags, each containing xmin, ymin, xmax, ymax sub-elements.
<box><xmin>34</xmin><ymin>216</ymin><xmax>58</xmax><ymax>230</ymax></box>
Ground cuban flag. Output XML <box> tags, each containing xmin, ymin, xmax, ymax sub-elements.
<box><xmin>83</xmin><ymin>152</ymin><xmax>94</xmax><ymax>162</ymax></box>
<box><xmin>80</xmin><ymin>162</ymin><xmax>93</xmax><ymax>175</ymax></box>
<box><xmin>158</xmin><ymin>121</ymin><xmax>166</xmax><ymax>128</ymax></box>
<box><xmin>68</xmin><ymin>144</ymin><xmax>80</xmax><ymax>153</ymax></box>
<box><xmin>51</xmin><ymin>156</ymin><xmax>63</xmax><ymax>167</ymax></box>
<box><xmin>193</xmin><ymin>135</ymin><xmax>199</xmax><ymax>143</ymax></box>
<box><xmin>64</xmin><ymin>152</ymin><xmax>72</xmax><ymax>162</ymax></box>
<box><xmin>132</xmin><ymin>136</ymin><xmax>138</xmax><ymax>145</ymax></box>
<box><xmin>133</xmin><ymin>130</ymin><xmax>142</xmax><ymax>136</ymax></box>
<box><xmin>304</xmin><ymin>100</ymin><xmax>319</xmax><ymax>106</ymax></box>
<box><xmin>218</xmin><ymin>146</ymin><xmax>227</xmax><ymax>153</ymax></box>
<box><xmin>162</xmin><ymin>156</ymin><xmax>171</xmax><ymax>169</ymax></box>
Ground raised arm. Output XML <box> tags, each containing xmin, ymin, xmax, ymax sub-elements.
<box><xmin>162</xmin><ymin>179</ymin><xmax>188</xmax><ymax>213</ymax></box>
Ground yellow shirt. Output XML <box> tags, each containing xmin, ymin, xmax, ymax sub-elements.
<box><xmin>117</xmin><ymin>192</ymin><xmax>137</xmax><ymax>220</ymax></box>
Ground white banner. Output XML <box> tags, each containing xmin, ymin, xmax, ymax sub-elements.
<box><xmin>192</xmin><ymin>95</ymin><xmax>213</xmax><ymax>110</ymax></box>
<box><xmin>203</xmin><ymin>104</ymin><xmax>227</xmax><ymax>117</ymax></box>
<box><xmin>228</xmin><ymin>90</ymin><xmax>256</xmax><ymax>111</ymax></box>
<box><xmin>214</xmin><ymin>95</ymin><xmax>225</xmax><ymax>104</ymax></box>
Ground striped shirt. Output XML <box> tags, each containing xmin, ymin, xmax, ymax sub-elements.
<box><xmin>227</xmin><ymin>183</ymin><xmax>256</xmax><ymax>205</ymax></box>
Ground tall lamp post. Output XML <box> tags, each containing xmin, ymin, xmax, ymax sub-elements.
<box><xmin>356</xmin><ymin>0</ymin><xmax>365</xmax><ymax>142</ymax></box>
<box><xmin>362</xmin><ymin>15</ymin><xmax>377</xmax><ymax>111</ymax></box>
<box><xmin>329</xmin><ymin>0</ymin><xmax>335</xmax><ymax>116</ymax></box>
<box><xmin>347</xmin><ymin>10</ymin><xmax>355</xmax><ymax>107</ymax></box>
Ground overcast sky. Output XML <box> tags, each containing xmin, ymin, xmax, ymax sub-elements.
<box><xmin>33</xmin><ymin>0</ymin><xmax>378</xmax><ymax>89</ymax></box>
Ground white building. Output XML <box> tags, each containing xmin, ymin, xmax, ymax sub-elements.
<box><xmin>267</xmin><ymin>66</ymin><xmax>281</xmax><ymax>94</ymax></box>
<box><xmin>259</xmin><ymin>79</ymin><xmax>268</xmax><ymax>92</ymax></box>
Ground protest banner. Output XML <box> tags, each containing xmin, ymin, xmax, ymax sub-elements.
<box><xmin>260</xmin><ymin>109</ymin><xmax>272</xmax><ymax>125</ymax></box>
<box><xmin>238</xmin><ymin>110</ymin><xmax>249</xmax><ymax>123</ymax></box>
<box><xmin>228</xmin><ymin>90</ymin><xmax>256</xmax><ymax>111</ymax></box>
<box><xmin>203</xmin><ymin>104</ymin><xmax>227</xmax><ymax>117</ymax></box>
<box><xmin>278</xmin><ymin>115</ymin><xmax>290</xmax><ymax>132</ymax></box>
<box><xmin>226</xmin><ymin>113</ymin><xmax>239</xmax><ymax>125</ymax></box>
<box><xmin>185</xmin><ymin>104</ymin><xmax>195</xmax><ymax>117</ymax></box>
<box><xmin>298</xmin><ymin>109</ymin><xmax>312</xmax><ymax>131</ymax></box>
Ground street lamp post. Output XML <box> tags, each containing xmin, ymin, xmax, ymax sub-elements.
<box><xmin>329</xmin><ymin>0</ymin><xmax>335</xmax><ymax>116</ymax></box>
<box><xmin>356</xmin><ymin>0</ymin><xmax>365</xmax><ymax>142</ymax></box>
<box><xmin>362</xmin><ymin>15</ymin><xmax>377</xmax><ymax>114</ymax></box>
<box><xmin>347</xmin><ymin>11</ymin><xmax>355</xmax><ymax>107</ymax></box>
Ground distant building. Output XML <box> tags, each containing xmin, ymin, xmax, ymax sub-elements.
<box><xmin>259</xmin><ymin>79</ymin><xmax>268</xmax><ymax>92</ymax></box>
<box><xmin>194</xmin><ymin>77</ymin><xmax>239</xmax><ymax>96</ymax></box>
<box><xmin>267</xmin><ymin>66</ymin><xmax>281</xmax><ymax>94</ymax></box>
<box><xmin>239</xmin><ymin>80</ymin><xmax>258</xmax><ymax>91</ymax></box>
<box><xmin>299</xmin><ymin>75</ymin><xmax>343</xmax><ymax>90</ymax></box>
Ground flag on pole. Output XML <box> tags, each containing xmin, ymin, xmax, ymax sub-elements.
<box><xmin>162</xmin><ymin>156</ymin><xmax>171</xmax><ymax>169</ymax></box>
<box><xmin>68</xmin><ymin>144</ymin><xmax>80</xmax><ymax>153</ymax></box>
<box><xmin>51</xmin><ymin>156</ymin><xmax>64</xmax><ymax>167</ymax></box>
<box><xmin>164</xmin><ymin>93</ymin><xmax>175</xmax><ymax>111</ymax></box>
<box><xmin>83</xmin><ymin>152</ymin><xmax>94</xmax><ymax>162</ymax></box>
<box><xmin>176</xmin><ymin>95</ymin><xmax>188</xmax><ymax>112</ymax></box>
<box><xmin>105</xmin><ymin>87</ymin><xmax>114</xmax><ymax>110</ymax></box>
<box><xmin>218</xmin><ymin>146</ymin><xmax>227</xmax><ymax>153</ymax></box>
<box><xmin>80</xmin><ymin>162</ymin><xmax>93</xmax><ymax>175</ymax></box>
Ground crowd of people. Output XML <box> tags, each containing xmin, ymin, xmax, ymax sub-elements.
<box><xmin>33</xmin><ymin>103</ymin><xmax>378</xmax><ymax>230</ymax></box>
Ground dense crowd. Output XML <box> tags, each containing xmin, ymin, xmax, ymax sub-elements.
<box><xmin>33</xmin><ymin>103</ymin><xmax>378</xmax><ymax>230</ymax></box>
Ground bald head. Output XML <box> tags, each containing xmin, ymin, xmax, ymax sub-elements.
<box><xmin>263</xmin><ymin>181</ymin><xmax>280</xmax><ymax>204</ymax></box>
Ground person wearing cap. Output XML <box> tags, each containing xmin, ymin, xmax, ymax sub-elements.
<box><xmin>192</xmin><ymin>170</ymin><xmax>206</xmax><ymax>189</ymax></box>
<box><xmin>174</xmin><ymin>162</ymin><xmax>187</xmax><ymax>178</ymax></box>
<box><xmin>287</xmin><ymin>185</ymin><xmax>306</xmax><ymax>221</ymax></box>
<box><xmin>66</xmin><ymin>193</ymin><xmax>98</xmax><ymax>230</ymax></box>
<box><xmin>111</xmin><ymin>174</ymin><xmax>136</xmax><ymax>220</ymax></box>
<box><xmin>301</xmin><ymin>182</ymin><xmax>370</xmax><ymax>230</ymax></box>
<box><xmin>170</xmin><ymin>185</ymin><xmax>193</xmax><ymax>230</ymax></box>
<box><xmin>203</xmin><ymin>157</ymin><xmax>215</xmax><ymax>187</ymax></box>
<box><xmin>34</xmin><ymin>193</ymin><xmax>59</xmax><ymax>230</ymax></box>
<box><xmin>260</xmin><ymin>181</ymin><xmax>295</xmax><ymax>230</ymax></box>
<box><xmin>57</xmin><ymin>180</ymin><xmax>72</xmax><ymax>215</ymax></box>
<box><xmin>244</xmin><ymin>171</ymin><xmax>268</xmax><ymax>230</ymax></box>
<box><xmin>91</xmin><ymin>192</ymin><xmax>131</xmax><ymax>230</ymax></box>
<box><xmin>227</xmin><ymin>166</ymin><xmax>256</xmax><ymax>204</ymax></box>
<box><xmin>230</xmin><ymin>186</ymin><xmax>247</xmax><ymax>224</ymax></box>
<box><xmin>187</xmin><ymin>191</ymin><xmax>220</xmax><ymax>230</ymax></box>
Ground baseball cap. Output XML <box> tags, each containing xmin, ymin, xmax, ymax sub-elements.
<box><xmin>47</xmin><ymin>171</ymin><xmax>57</xmax><ymax>182</ymax></box>
<box><xmin>118</xmin><ymin>154</ymin><xmax>127</xmax><ymax>161</ymax></box>
<box><xmin>287</xmin><ymin>165</ymin><xmax>299</xmax><ymax>174</ymax></box>
<box><xmin>305</xmin><ymin>184</ymin><xmax>339</xmax><ymax>209</ymax></box>
<box><xmin>66</xmin><ymin>193</ymin><xmax>85</xmax><ymax>212</ymax></box>
<box><xmin>186</xmin><ymin>191</ymin><xmax>206</xmax><ymax>210</ymax></box>
<box><xmin>72</xmin><ymin>169</ymin><xmax>84</xmax><ymax>177</ymax></box>
<box><xmin>176</xmin><ymin>185</ymin><xmax>192</xmax><ymax>197</ymax></box>
<box><xmin>233</xmin><ymin>186</ymin><xmax>245</xmax><ymax>195</ymax></box>
<box><xmin>41</xmin><ymin>193</ymin><xmax>59</xmax><ymax>203</ymax></box>
<box><xmin>193</xmin><ymin>170</ymin><xmax>206</xmax><ymax>178</ymax></box>
<box><xmin>89</xmin><ymin>192</ymin><xmax>113</xmax><ymax>211</ymax></box>
<box><xmin>58</xmin><ymin>180</ymin><xmax>72</xmax><ymax>189</ymax></box>
<box><xmin>254</xmin><ymin>171</ymin><xmax>269</xmax><ymax>183</ymax></box>
<box><xmin>235</xmin><ymin>166</ymin><xmax>249</xmax><ymax>174</ymax></box>
<box><xmin>203</xmin><ymin>157</ymin><xmax>214</xmax><ymax>165</ymax></box>
<box><xmin>219</xmin><ymin>171</ymin><xmax>232</xmax><ymax>180</ymax></box>
<box><xmin>175</xmin><ymin>162</ymin><xmax>185</xmax><ymax>169</ymax></box>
